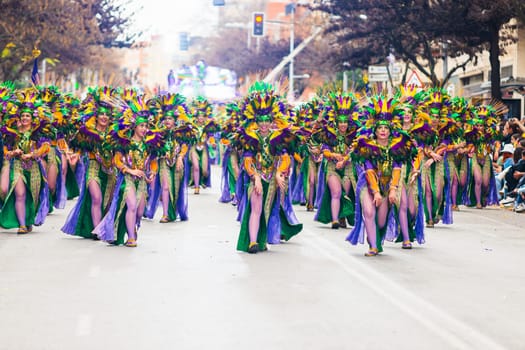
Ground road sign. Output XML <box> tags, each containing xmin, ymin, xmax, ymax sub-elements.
<box><xmin>368</xmin><ymin>74</ymin><xmax>389</xmax><ymax>82</ymax></box>
<box><xmin>406</xmin><ymin>70</ymin><xmax>423</xmax><ymax>87</ymax></box>
<box><xmin>369</xmin><ymin>65</ymin><xmax>388</xmax><ymax>74</ymax></box>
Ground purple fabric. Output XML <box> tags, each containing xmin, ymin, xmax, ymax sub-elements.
<box><xmin>236</xmin><ymin>170</ymin><xmax>248</xmax><ymax>222</ymax></box>
<box><xmin>144</xmin><ymin>174</ymin><xmax>161</xmax><ymax>219</ymax></box>
<box><xmin>415</xmin><ymin>177</ymin><xmax>425</xmax><ymax>244</ymax></box>
<box><xmin>486</xmin><ymin>162</ymin><xmax>499</xmax><ymax>206</ymax></box>
<box><xmin>35</xmin><ymin>161</ymin><xmax>50</xmax><ymax>226</ymax></box>
<box><xmin>314</xmin><ymin>160</ymin><xmax>326</xmax><ymax>210</ymax></box>
<box><xmin>61</xmin><ymin>170</ymin><xmax>87</xmax><ymax>235</ymax></box>
<box><xmin>93</xmin><ymin>174</ymin><xmax>124</xmax><ymax>241</ymax></box>
<box><xmin>177</xmin><ymin>157</ymin><xmax>190</xmax><ymax>221</ymax></box>
<box><xmin>346</xmin><ymin>171</ymin><xmax>367</xmax><ymax>245</ymax></box>
<box><xmin>204</xmin><ymin>147</ymin><xmax>212</xmax><ymax>187</ymax></box>
<box><xmin>219</xmin><ymin>148</ymin><xmax>232</xmax><ymax>203</ymax></box>
<box><xmin>291</xmin><ymin>164</ymin><xmax>306</xmax><ymax>204</ymax></box>
<box><xmin>53</xmin><ymin>148</ymin><xmax>67</xmax><ymax>209</ymax></box>
<box><xmin>385</xmin><ymin>208</ymin><xmax>398</xmax><ymax>242</ymax></box>
<box><xmin>237</xmin><ymin>171</ymin><xmax>249</xmax><ymax>222</ymax></box>
<box><xmin>267</xmin><ymin>190</ymin><xmax>281</xmax><ymax>244</ymax></box>
<box><xmin>442</xmin><ymin>155</ymin><xmax>453</xmax><ymax>224</ymax></box>
<box><xmin>283</xmin><ymin>186</ymin><xmax>301</xmax><ymax>226</ymax></box>
<box><xmin>462</xmin><ymin>157</ymin><xmax>472</xmax><ymax>205</ymax></box>
<box><xmin>75</xmin><ymin>156</ymin><xmax>87</xmax><ymax>190</ymax></box>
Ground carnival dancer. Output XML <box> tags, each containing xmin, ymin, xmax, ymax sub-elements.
<box><xmin>0</xmin><ymin>88</ymin><xmax>52</xmax><ymax>233</ymax></box>
<box><xmin>0</xmin><ymin>83</ymin><xmax>15</xmax><ymax>210</ymax></box>
<box><xmin>463</xmin><ymin>105</ymin><xmax>500</xmax><ymax>208</ymax></box>
<box><xmin>188</xmin><ymin>96</ymin><xmax>219</xmax><ymax>194</ymax></box>
<box><xmin>93</xmin><ymin>95</ymin><xmax>161</xmax><ymax>247</ymax></box>
<box><xmin>447</xmin><ymin>97</ymin><xmax>471</xmax><ymax>210</ymax></box>
<box><xmin>419</xmin><ymin>89</ymin><xmax>452</xmax><ymax>227</ymax></box>
<box><xmin>60</xmin><ymin>94</ymin><xmax>84</xmax><ymax>200</ymax></box>
<box><xmin>61</xmin><ymin>87</ymin><xmax>117</xmax><ymax>239</ymax></box>
<box><xmin>236</xmin><ymin>82</ymin><xmax>303</xmax><ymax>254</ymax></box>
<box><xmin>147</xmin><ymin>93</ymin><xmax>193</xmax><ymax>223</ymax></box>
<box><xmin>398</xmin><ymin>86</ymin><xmax>427</xmax><ymax>245</ymax></box>
<box><xmin>219</xmin><ymin>102</ymin><xmax>241</xmax><ymax>204</ymax></box>
<box><xmin>290</xmin><ymin>103</ymin><xmax>310</xmax><ymax>207</ymax></box>
<box><xmin>314</xmin><ymin>92</ymin><xmax>360</xmax><ymax>229</ymax></box>
<box><xmin>347</xmin><ymin>95</ymin><xmax>417</xmax><ymax>256</ymax></box>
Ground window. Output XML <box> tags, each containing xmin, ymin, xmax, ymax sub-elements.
<box><xmin>461</xmin><ymin>73</ymin><xmax>483</xmax><ymax>86</ymax></box>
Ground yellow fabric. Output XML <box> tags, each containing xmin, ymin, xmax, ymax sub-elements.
<box><xmin>293</xmin><ymin>152</ymin><xmax>303</xmax><ymax>163</ymax></box>
<box><xmin>390</xmin><ymin>167</ymin><xmax>401</xmax><ymax>189</ymax></box>
<box><xmin>150</xmin><ymin>158</ymin><xmax>158</xmax><ymax>173</ymax></box>
<box><xmin>277</xmin><ymin>153</ymin><xmax>291</xmax><ymax>174</ymax></box>
<box><xmin>180</xmin><ymin>144</ymin><xmax>188</xmax><ymax>158</ymax></box>
<box><xmin>56</xmin><ymin>138</ymin><xmax>68</xmax><ymax>152</ymax></box>
<box><xmin>113</xmin><ymin>151</ymin><xmax>126</xmax><ymax>172</ymax></box>
<box><xmin>244</xmin><ymin>156</ymin><xmax>258</xmax><ymax>178</ymax></box>
<box><xmin>34</xmin><ymin>142</ymin><xmax>50</xmax><ymax>158</ymax></box>
<box><xmin>365</xmin><ymin>169</ymin><xmax>380</xmax><ymax>194</ymax></box>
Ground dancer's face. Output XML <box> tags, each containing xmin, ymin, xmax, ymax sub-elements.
<box><xmin>337</xmin><ymin>121</ymin><xmax>348</xmax><ymax>133</ymax></box>
<box><xmin>163</xmin><ymin>116</ymin><xmax>175</xmax><ymax>129</ymax></box>
<box><xmin>258</xmin><ymin>120</ymin><xmax>271</xmax><ymax>134</ymax></box>
<box><xmin>403</xmin><ymin>109</ymin><xmax>413</xmax><ymax>124</ymax></box>
<box><xmin>97</xmin><ymin>112</ymin><xmax>110</xmax><ymax>128</ymax></box>
<box><xmin>20</xmin><ymin>112</ymin><xmax>32</xmax><ymax>127</ymax></box>
<box><xmin>134</xmin><ymin>122</ymin><xmax>147</xmax><ymax>139</ymax></box>
<box><xmin>375</xmin><ymin>124</ymin><xmax>390</xmax><ymax>141</ymax></box>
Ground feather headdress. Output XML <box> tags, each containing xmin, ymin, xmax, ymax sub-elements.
<box><xmin>361</xmin><ymin>94</ymin><xmax>403</xmax><ymax>131</ymax></box>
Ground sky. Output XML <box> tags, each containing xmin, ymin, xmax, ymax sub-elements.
<box><xmin>133</xmin><ymin>0</ymin><xmax>219</xmax><ymax>38</ymax></box>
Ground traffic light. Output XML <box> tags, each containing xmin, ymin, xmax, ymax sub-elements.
<box><xmin>252</xmin><ymin>12</ymin><xmax>265</xmax><ymax>37</ymax></box>
<box><xmin>179</xmin><ymin>32</ymin><xmax>189</xmax><ymax>51</ymax></box>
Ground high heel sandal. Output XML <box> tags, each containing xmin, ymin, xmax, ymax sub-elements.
<box><xmin>331</xmin><ymin>221</ymin><xmax>340</xmax><ymax>229</ymax></box>
<box><xmin>248</xmin><ymin>242</ymin><xmax>258</xmax><ymax>254</ymax></box>
<box><xmin>125</xmin><ymin>238</ymin><xmax>137</xmax><ymax>247</ymax></box>
<box><xmin>402</xmin><ymin>240</ymin><xmax>412</xmax><ymax>249</ymax></box>
<box><xmin>17</xmin><ymin>226</ymin><xmax>29</xmax><ymax>234</ymax></box>
<box><xmin>338</xmin><ymin>218</ymin><xmax>347</xmax><ymax>229</ymax></box>
<box><xmin>306</xmin><ymin>204</ymin><xmax>314</xmax><ymax>212</ymax></box>
<box><xmin>364</xmin><ymin>248</ymin><xmax>379</xmax><ymax>257</ymax></box>
<box><xmin>194</xmin><ymin>187</ymin><xmax>200</xmax><ymax>195</ymax></box>
<box><xmin>159</xmin><ymin>215</ymin><xmax>170</xmax><ymax>223</ymax></box>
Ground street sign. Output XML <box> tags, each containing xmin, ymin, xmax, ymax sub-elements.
<box><xmin>369</xmin><ymin>65</ymin><xmax>387</xmax><ymax>74</ymax></box>
<box><xmin>406</xmin><ymin>70</ymin><xmax>423</xmax><ymax>87</ymax></box>
<box><xmin>368</xmin><ymin>74</ymin><xmax>389</xmax><ymax>82</ymax></box>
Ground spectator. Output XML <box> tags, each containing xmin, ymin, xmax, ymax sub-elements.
<box><xmin>501</xmin><ymin>148</ymin><xmax>525</xmax><ymax>207</ymax></box>
<box><xmin>511</xmin><ymin>133</ymin><xmax>521</xmax><ymax>148</ymax></box>
<box><xmin>508</xmin><ymin>117</ymin><xmax>525</xmax><ymax>137</ymax></box>
<box><xmin>495</xmin><ymin>144</ymin><xmax>516</xmax><ymax>199</ymax></box>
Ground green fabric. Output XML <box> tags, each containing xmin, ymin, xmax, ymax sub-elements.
<box><xmin>422</xmin><ymin>160</ymin><xmax>444</xmax><ymax>222</ymax></box>
<box><xmin>0</xmin><ymin>169</ymin><xmax>36</xmax><ymax>229</ymax></box>
<box><xmin>278</xmin><ymin>209</ymin><xmax>303</xmax><ymax>241</ymax></box>
<box><xmin>237</xmin><ymin>181</ymin><xmax>269</xmax><ymax>252</ymax></box>
<box><xmin>316</xmin><ymin>165</ymin><xmax>355</xmax><ymax>225</ymax></box>
<box><xmin>71</xmin><ymin>167</ymin><xmax>111</xmax><ymax>238</ymax></box>
<box><xmin>66</xmin><ymin>164</ymin><xmax>80</xmax><ymax>199</ymax></box>
<box><xmin>160</xmin><ymin>163</ymin><xmax>179</xmax><ymax>222</ymax></box>
<box><xmin>226</xmin><ymin>156</ymin><xmax>237</xmax><ymax>195</ymax></box>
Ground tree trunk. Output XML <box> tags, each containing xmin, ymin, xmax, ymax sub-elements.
<box><xmin>489</xmin><ymin>22</ymin><xmax>502</xmax><ymax>101</ymax></box>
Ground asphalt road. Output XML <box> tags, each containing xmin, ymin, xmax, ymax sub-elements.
<box><xmin>1</xmin><ymin>166</ymin><xmax>524</xmax><ymax>350</ymax></box>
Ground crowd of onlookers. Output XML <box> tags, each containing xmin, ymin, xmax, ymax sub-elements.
<box><xmin>495</xmin><ymin>116</ymin><xmax>525</xmax><ymax>212</ymax></box>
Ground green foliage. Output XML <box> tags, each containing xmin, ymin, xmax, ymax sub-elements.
<box><xmin>0</xmin><ymin>0</ymin><xmax>137</xmax><ymax>82</ymax></box>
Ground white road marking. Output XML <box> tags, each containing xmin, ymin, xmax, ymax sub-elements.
<box><xmin>304</xmin><ymin>230</ymin><xmax>506</xmax><ymax>350</ymax></box>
